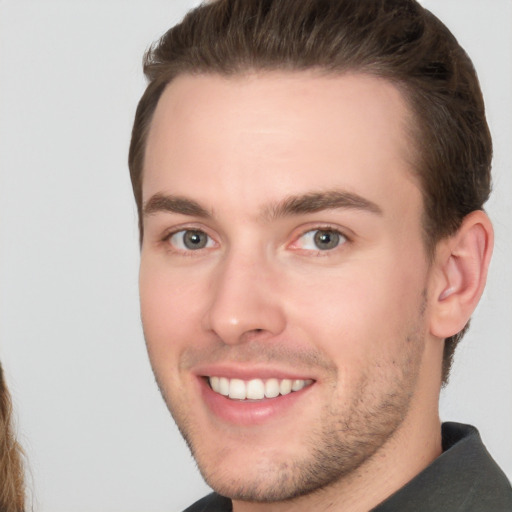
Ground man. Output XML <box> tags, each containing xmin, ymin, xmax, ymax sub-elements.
<box><xmin>128</xmin><ymin>0</ymin><xmax>512</xmax><ymax>510</ymax></box>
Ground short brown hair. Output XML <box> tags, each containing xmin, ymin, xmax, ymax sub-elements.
<box><xmin>128</xmin><ymin>0</ymin><xmax>492</xmax><ymax>383</ymax></box>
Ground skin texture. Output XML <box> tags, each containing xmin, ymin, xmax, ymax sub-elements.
<box><xmin>138</xmin><ymin>71</ymin><xmax>481</xmax><ymax>511</ymax></box>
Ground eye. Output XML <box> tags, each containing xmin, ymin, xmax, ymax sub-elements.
<box><xmin>167</xmin><ymin>229</ymin><xmax>215</xmax><ymax>251</ymax></box>
<box><xmin>294</xmin><ymin>228</ymin><xmax>347</xmax><ymax>251</ymax></box>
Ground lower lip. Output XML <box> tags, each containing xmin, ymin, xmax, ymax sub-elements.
<box><xmin>199</xmin><ymin>378</ymin><xmax>314</xmax><ymax>426</ymax></box>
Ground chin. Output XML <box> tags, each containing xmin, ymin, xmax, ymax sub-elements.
<box><xmin>183</xmin><ymin>408</ymin><xmax>404</xmax><ymax>504</ymax></box>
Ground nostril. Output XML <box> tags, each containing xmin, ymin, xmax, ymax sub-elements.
<box><xmin>239</xmin><ymin>328</ymin><xmax>266</xmax><ymax>344</ymax></box>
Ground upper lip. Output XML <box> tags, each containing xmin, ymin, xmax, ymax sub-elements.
<box><xmin>192</xmin><ymin>363</ymin><xmax>317</xmax><ymax>382</ymax></box>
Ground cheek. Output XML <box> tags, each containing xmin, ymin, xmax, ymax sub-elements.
<box><xmin>139</xmin><ymin>260</ymin><xmax>208</xmax><ymax>361</ymax></box>
<box><xmin>284</xmin><ymin>255</ymin><xmax>426</xmax><ymax>362</ymax></box>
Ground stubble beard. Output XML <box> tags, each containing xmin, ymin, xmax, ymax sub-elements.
<box><xmin>151</xmin><ymin>314</ymin><xmax>426</xmax><ymax>504</ymax></box>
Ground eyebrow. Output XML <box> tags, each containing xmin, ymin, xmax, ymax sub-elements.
<box><xmin>264</xmin><ymin>190</ymin><xmax>383</xmax><ymax>220</ymax></box>
<box><xmin>143</xmin><ymin>193</ymin><xmax>211</xmax><ymax>218</ymax></box>
<box><xmin>142</xmin><ymin>189</ymin><xmax>382</xmax><ymax>221</ymax></box>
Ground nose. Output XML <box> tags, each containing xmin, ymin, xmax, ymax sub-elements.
<box><xmin>201</xmin><ymin>251</ymin><xmax>286</xmax><ymax>345</ymax></box>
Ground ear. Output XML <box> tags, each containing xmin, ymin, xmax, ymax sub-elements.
<box><xmin>429</xmin><ymin>210</ymin><xmax>494</xmax><ymax>339</ymax></box>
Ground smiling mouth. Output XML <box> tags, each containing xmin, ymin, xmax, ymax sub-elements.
<box><xmin>207</xmin><ymin>376</ymin><xmax>314</xmax><ymax>400</ymax></box>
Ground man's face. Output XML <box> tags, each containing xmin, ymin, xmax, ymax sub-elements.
<box><xmin>140</xmin><ymin>72</ymin><xmax>436</xmax><ymax>502</ymax></box>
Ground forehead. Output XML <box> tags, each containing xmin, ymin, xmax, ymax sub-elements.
<box><xmin>143</xmin><ymin>71</ymin><xmax>420</xmax><ymax>217</ymax></box>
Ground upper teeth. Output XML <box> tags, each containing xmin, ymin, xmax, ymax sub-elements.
<box><xmin>208</xmin><ymin>376</ymin><xmax>313</xmax><ymax>400</ymax></box>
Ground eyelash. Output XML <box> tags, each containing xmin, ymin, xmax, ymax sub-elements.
<box><xmin>161</xmin><ymin>226</ymin><xmax>350</xmax><ymax>255</ymax></box>
<box><xmin>162</xmin><ymin>228</ymin><xmax>217</xmax><ymax>255</ymax></box>
<box><xmin>289</xmin><ymin>226</ymin><xmax>349</xmax><ymax>255</ymax></box>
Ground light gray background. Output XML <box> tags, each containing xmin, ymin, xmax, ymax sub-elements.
<box><xmin>0</xmin><ymin>1</ymin><xmax>510</xmax><ymax>511</ymax></box>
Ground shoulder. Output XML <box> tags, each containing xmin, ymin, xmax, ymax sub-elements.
<box><xmin>182</xmin><ymin>492</ymin><xmax>232</xmax><ymax>512</ymax></box>
<box><xmin>375</xmin><ymin>422</ymin><xmax>512</xmax><ymax>511</ymax></box>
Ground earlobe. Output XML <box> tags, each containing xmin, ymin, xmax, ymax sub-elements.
<box><xmin>430</xmin><ymin>210</ymin><xmax>494</xmax><ymax>339</ymax></box>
